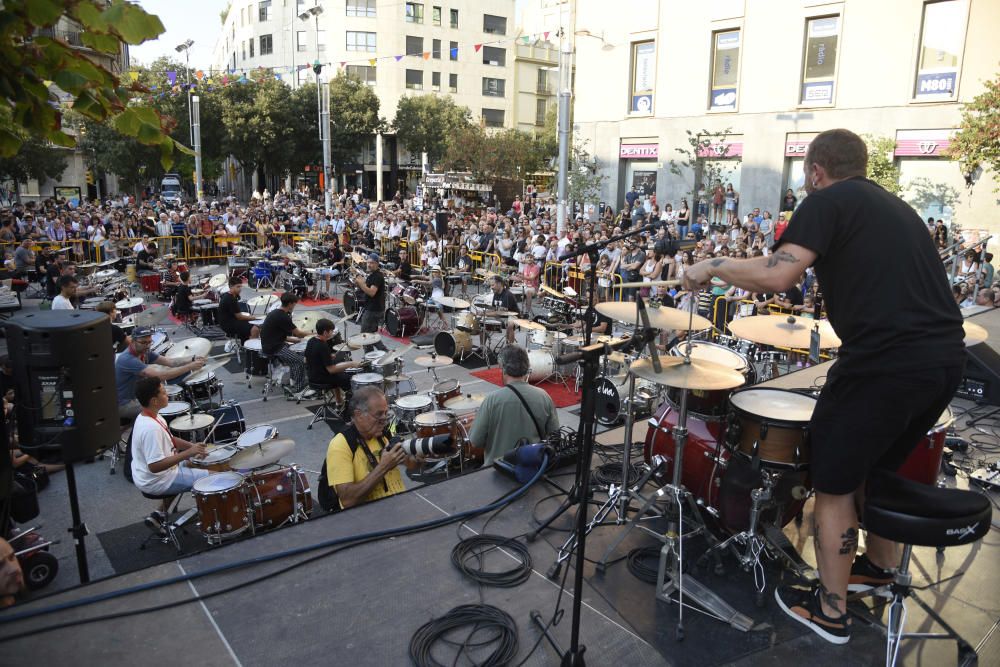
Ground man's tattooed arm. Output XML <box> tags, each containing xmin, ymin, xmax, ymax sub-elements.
<box><xmin>765</xmin><ymin>250</ymin><xmax>801</xmax><ymax>269</ymax></box>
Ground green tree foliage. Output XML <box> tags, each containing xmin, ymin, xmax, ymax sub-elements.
<box><xmin>442</xmin><ymin>126</ymin><xmax>546</xmax><ymax>181</ymax></box>
<box><xmin>0</xmin><ymin>0</ymin><xmax>189</xmax><ymax>168</ymax></box>
<box><xmin>76</xmin><ymin>113</ymin><xmax>159</xmax><ymax>194</ymax></box>
<box><xmin>863</xmin><ymin>135</ymin><xmax>902</xmax><ymax>195</ymax></box>
<box><xmin>328</xmin><ymin>72</ymin><xmax>384</xmax><ymax>170</ymax></box>
<box><xmin>393</xmin><ymin>95</ymin><xmax>471</xmax><ymax>167</ymax></box>
<box><xmin>0</xmin><ymin>108</ymin><xmax>68</xmax><ymax>185</ymax></box>
<box><xmin>947</xmin><ymin>73</ymin><xmax>1000</xmax><ymax>191</ymax></box>
<box><xmin>669</xmin><ymin>128</ymin><xmax>736</xmax><ymax>203</ymax></box>
<box><xmin>567</xmin><ymin>139</ymin><xmax>606</xmax><ymax>209</ymax></box>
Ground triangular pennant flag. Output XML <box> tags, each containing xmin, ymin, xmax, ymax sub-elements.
<box><xmin>196</xmin><ymin>70</ymin><xmax>204</xmax><ymax>80</ymax></box>
<box><xmin>521</xmin><ymin>35</ymin><xmax>531</xmax><ymax>44</ymax></box>
<box><xmin>394</xmin><ymin>54</ymin><xmax>403</xmax><ymax>61</ymax></box>
<box><xmin>339</xmin><ymin>61</ymin><xmax>346</xmax><ymax>67</ymax></box>
<box><xmin>369</xmin><ymin>58</ymin><xmax>376</xmax><ymax>66</ymax></box>
<box><xmin>474</xmin><ymin>44</ymin><xmax>482</xmax><ymax>52</ymax></box>
<box><xmin>423</xmin><ymin>51</ymin><xmax>430</xmax><ymax>60</ymax></box>
<box><xmin>128</xmin><ymin>71</ymin><xmax>139</xmax><ymax>82</ymax></box>
<box><xmin>166</xmin><ymin>71</ymin><xmax>177</xmax><ymax>86</ymax></box>
<box><xmin>544</xmin><ymin>31</ymin><xmax>550</xmax><ymax>40</ymax></box>
<box><xmin>275</xmin><ymin>73</ymin><xmax>282</xmax><ymax>80</ymax></box>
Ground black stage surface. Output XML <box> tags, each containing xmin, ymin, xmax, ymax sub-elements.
<box><xmin>3</xmin><ymin>453</ymin><xmax>997</xmax><ymax>666</ymax></box>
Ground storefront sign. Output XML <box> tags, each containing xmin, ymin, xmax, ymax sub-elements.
<box><xmin>916</xmin><ymin>71</ymin><xmax>957</xmax><ymax>98</ymax></box>
<box><xmin>784</xmin><ymin>140</ymin><xmax>812</xmax><ymax>157</ymax></box>
<box><xmin>620</xmin><ymin>143</ymin><xmax>659</xmax><ymax>159</ymax></box>
<box><xmin>894</xmin><ymin>129</ymin><xmax>954</xmax><ymax>157</ymax></box>
<box><xmin>424</xmin><ymin>173</ymin><xmax>445</xmax><ymax>187</ymax></box>
<box><xmin>695</xmin><ymin>142</ymin><xmax>743</xmax><ymax>159</ymax></box>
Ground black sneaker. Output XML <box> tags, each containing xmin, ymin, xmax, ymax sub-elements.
<box><xmin>144</xmin><ymin>512</ymin><xmax>167</xmax><ymax>536</ymax></box>
<box><xmin>775</xmin><ymin>584</ymin><xmax>851</xmax><ymax>645</ymax></box>
<box><xmin>847</xmin><ymin>553</ymin><xmax>894</xmax><ymax>593</ymax></box>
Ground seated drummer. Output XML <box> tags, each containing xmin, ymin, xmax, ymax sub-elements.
<box><xmin>218</xmin><ymin>276</ymin><xmax>260</xmax><ymax>342</ymax></box>
<box><xmin>171</xmin><ymin>271</ymin><xmax>194</xmax><ymax>317</ymax></box>
<box><xmin>259</xmin><ymin>292</ymin><xmax>311</xmax><ymax>397</ymax></box>
<box><xmin>575</xmin><ymin>290</ymin><xmax>613</xmax><ymax>337</ymax></box>
<box><xmin>489</xmin><ymin>275</ymin><xmax>521</xmax><ymax>344</ymax></box>
<box><xmin>95</xmin><ymin>300</ymin><xmax>130</xmax><ymax>352</ymax></box>
<box><xmin>136</xmin><ymin>241</ymin><xmax>158</xmax><ymax>273</ymax></box>
<box><xmin>394</xmin><ymin>248</ymin><xmax>413</xmax><ymax>282</ymax></box>
<box><xmin>322</xmin><ymin>386</ymin><xmax>412</xmax><ymax>510</ymax></box>
<box><xmin>115</xmin><ymin>326</ymin><xmax>206</xmax><ymax>422</ymax></box>
<box><xmin>306</xmin><ymin>318</ymin><xmax>363</xmax><ymax>405</ymax></box>
<box><xmin>130</xmin><ymin>376</ymin><xmax>209</xmax><ymax>532</ymax></box>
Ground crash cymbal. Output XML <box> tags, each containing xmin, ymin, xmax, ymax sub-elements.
<box><xmin>444</xmin><ymin>393</ymin><xmax>487</xmax><ymax>411</ymax></box>
<box><xmin>512</xmin><ymin>318</ymin><xmax>546</xmax><ymax>331</ymax></box>
<box><xmin>484</xmin><ymin>310</ymin><xmax>516</xmax><ymax>318</ymax></box>
<box><xmin>331</xmin><ymin>342</ymin><xmax>358</xmax><ymax>354</ymax></box>
<box><xmin>595</xmin><ymin>302</ymin><xmax>713</xmax><ymax>332</ymax></box>
<box><xmin>349</xmin><ymin>332</ymin><xmax>382</xmax><ymax>347</ymax></box>
<box><xmin>540</xmin><ymin>284</ymin><xmax>562</xmax><ymax>298</ymax></box>
<box><xmin>115</xmin><ymin>297</ymin><xmax>144</xmax><ymax>310</ymax></box>
<box><xmin>229</xmin><ymin>438</ymin><xmax>295</xmax><ymax>470</ymax></box>
<box><xmin>630</xmin><ymin>356</ymin><xmax>747</xmax><ymax>391</ymax></box>
<box><xmin>375</xmin><ymin>344</ymin><xmax>413</xmax><ymax>367</ymax></box>
<box><xmin>384</xmin><ymin>374</ymin><xmax>412</xmax><ymax>383</ymax></box>
<box><xmin>728</xmin><ymin>315</ymin><xmax>842</xmax><ymax>349</ymax></box>
<box><xmin>964</xmin><ymin>321</ymin><xmax>988</xmax><ymax>346</ymax></box>
<box><xmin>134</xmin><ymin>304</ymin><xmax>170</xmax><ymax>326</ymax></box>
<box><xmin>436</xmin><ymin>296</ymin><xmax>471</xmax><ymax>310</ymax></box>
<box><xmin>208</xmin><ymin>274</ymin><xmax>228</xmax><ymax>289</ymax></box>
<box><xmin>163</xmin><ymin>337</ymin><xmax>212</xmax><ymax>359</ymax></box>
<box><xmin>95</xmin><ymin>269</ymin><xmax>117</xmax><ymax>279</ymax></box>
<box><xmin>414</xmin><ymin>354</ymin><xmax>454</xmax><ymax>368</ymax></box>
<box><xmin>293</xmin><ymin>310</ymin><xmax>333</xmax><ymax>332</ymax></box>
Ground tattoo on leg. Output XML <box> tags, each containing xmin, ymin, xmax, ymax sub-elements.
<box><xmin>765</xmin><ymin>250</ymin><xmax>800</xmax><ymax>269</ymax></box>
<box><xmin>839</xmin><ymin>527</ymin><xmax>859</xmax><ymax>555</ymax></box>
<box><xmin>813</xmin><ymin>520</ymin><xmax>821</xmax><ymax>552</ymax></box>
<box><xmin>818</xmin><ymin>582</ymin><xmax>844</xmax><ymax>615</ymax></box>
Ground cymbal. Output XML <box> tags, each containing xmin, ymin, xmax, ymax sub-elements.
<box><xmin>630</xmin><ymin>356</ymin><xmax>747</xmax><ymax>391</ymax></box>
<box><xmin>134</xmin><ymin>304</ymin><xmax>170</xmax><ymax>326</ymax></box>
<box><xmin>414</xmin><ymin>354</ymin><xmax>453</xmax><ymax>368</ymax></box>
<box><xmin>484</xmin><ymin>310</ymin><xmax>516</xmax><ymax>318</ymax></box>
<box><xmin>384</xmin><ymin>374</ymin><xmax>412</xmax><ymax>383</ymax></box>
<box><xmin>116</xmin><ymin>297</ymin><xmax>144</xmax><ymax>309</ymax></box>
<box><xmin>437</xmin><ymin>296</ymin><xmax>471</xmax><ymax>309</ymax></box>
<box><xmin>375</xmin><ymin>344</ymin><xmax>412</xmax><ymax>367</ymax></box>
<box><xmin>563</xmin><ymin>286</ymin><xmax>578</xmax><ymax>298</ymax></box>
<box><xmin>595</xmin><ymin>302</ymin><xmax>713</xmax><ymax>331</ymax></box>
<box><xmin>512</xmin><ymin>318</ymin><xmax>546</xmax><ymax>331</ymax></box>
<box><xmin>229</xmin><ymin>438</ymin><xmax>295</xmax><ymax>470</ymax></box>
<box><xmin>349</xmin><ymin>332</ymin><xmax>382</xmax><ymax>347</ymax></box>
<box><xmin>728</xmin><ymin>315</ymin><xmax>842</xmax><ymax>349</ymax></box>
<box><xmin>163</xmin><ymin>337</ymin><xmax>212</xmax><ymax>359</ymax></box>
<box><xmin>208</xmin><ymin>274</ymin><xmax>228</xmax><ymax>288</ymax></box>
<box><xmin>540</xmin><ymin>284</ymin><xmax>562</xmax><ymax>298</ymax></box>
<box><xmin>331</xmin><ymin>342</ymin><xmax>358</xmax><ymax>354</ymax></box>
<box><xmin>294</xmin><ymin>310</ymin><xmax>332</xmax><ymax>332</ymax></box>
<box><xmin>964</xmin><ymin>321</ymin><xmax>988</xmax><ymax>346</ymax></box>
<box><xmin>95</xmin><ymin>269</ymin><xmax>117</xmax><ymax>279</ymax></box>
<box><xmin>444</xmin><ymin>393</ymin><xmax>486</xmax><ymax>411</ymax></box>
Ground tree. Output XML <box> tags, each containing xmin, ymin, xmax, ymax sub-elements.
<box><xmin>947</xmin><ymin>73</ymin><xmax>1000</xmax><ymax>191</ymax></box>
<box><xmin>0</xmin><ymin>0</ymin><xmax>189</xmax><ymax>168</ymax></box>
<box><xmin>0</xmin><ymin>108</ymin><xmax>68</xmax><ymax>188</ymax></box>
<box><xmin>393</xmin><ymin>94</ymin><xmax>471</xmax><ymax>168</ymax></box>
<box><xmin>328</xmin><ymin>72</ymin><xmax>384</xmax><ymax>171</ymax></box>
<box><xmin>441</xmin><ymin>126</ymin><xmax>545</xmax><ymax>181</ymax></box>
<box><xmin>567</xmin><ymin>139</ymin><xmax>605</xmax><ymax>211</ymax></box>
<box><xmin>669</xmin><ymin>128</ymin><xmax>736</xmax><ymax>204</ymax></box>
<box><xmin>863</xmin><ymin>134</ymin><xmax>902</xmax><ymax>195</ymax></box>
<box><xmin>76</xmin><ymin>114</ymin><xmax>159</xmax><ymax>195</ymax></box>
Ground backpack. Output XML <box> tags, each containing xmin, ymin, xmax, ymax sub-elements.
<box><xmin>317</xmin><ymin>424</ymin><xmax>388</xmax><ymax>513</ymax></box>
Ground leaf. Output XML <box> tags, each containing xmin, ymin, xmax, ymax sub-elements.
<box><xmin>71</xmin><ymin>1</ymin><xmax>110</xmax><ymax>31</ymax></box>
<box><xmin>79</xmin><ymin>31</ymin><xmax>121</xmax><ymax>54</ymax></box>
<box><xmin>25</xmin><ymin>0</ymin><xmax>64</xmax><ymax>26</ymax></box>
<box><xmin>104</xmin><ymin>0</ymin><xmax>165</xmax><ymax>44</ymax></box>
<box><xmin>159</xmin><ymin>138</ymin><xmax>174</xmax><ymax>170</ymax></box>
<box><xmin>71</xmin><ymin>90</ymin><xmax>107</xmax><ymax>121</ymax></box>
<box><xmin>0</xmin><ymin>127</ymin><xmax>21</xmax><ymax>158</ymax></box>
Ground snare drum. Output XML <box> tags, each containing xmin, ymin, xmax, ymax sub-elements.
<box><xmin>393</xmin><ymin>394</ymin><xmax>434</xmax><ymax>428</ymax></box>
<box><xmin>667</xmin><ymin>341</ymin><xmax>753</xmax><ymax>420</ymax></box>
<box><xmin>434</xmin><ymin>330</ymin><xmax>472</xmax><ymax>358</ymax></box>
<box><xmin>351</xmin><ymin>372</ymin><xmax>384</xmax><ymax>394</ymax></box>
<box><xmin>531</xmin><ymin>329</ymin><xmax>567</xmax><ymax>351</ymax></box>
<box><xmin>453</xmin><ymin>311</ymin><xmax>479</xmax><ymax>333</ymax></box>
<box><xmin>365</xmin><ymin>351</ymin><xmax>387</xmax><ymax>368</ymax></box>
<box><xmin>184</xmin><ymin>370</ymin><xmax>221</xmax><ymax>404</ymax></box>
<box><xmin>237</xmin><ymin>424</ymin><xmax>278</xmax><ymax>449</ymax></box>
<box><xmin>243</xmin><ymin>338</ymin><xmax>268</xmax><ymax>376</ymax></box>
<box><xmin>193</xmin><ymin>471</ymin><xmax>251</xmax><ymax>540</ymax></box>
<box><xmin>190</xmin><ymin>444</ymin><xmax>238</xmax><ymax>472</ymax></box>
<box><xmin>245</xmin><ymin>465</ymin><xmax>312</xmax><ymax>529</ymax></box>
<box><xmin>289</xmin><ymin>339</ymin><xmax>308</xmax><ymax>354</ymax></box>
<box><xmin>169</xmin><ymin>412</ymin><xmax>217</xmax><ymax>444</ymax></box>
<box><xmin>897</xmin><ymin>407</ymin><xmax>954</xmax><ymax>486</ymax></box>
<box><xmin>431</xmin><ymin>379</ymin><xmax>461</xmax><ymax>409</ymax></box>
<box><xmin>165</xmin><ymin>384</ymin><xmax>185</xmax><ymax>402</ymax></box>
<box><xmin>159</xmin><ymin>401</ymin><xmax>191</xmax><ymax>420</ymax></box>
<box><xmin>527</xmin><ymin>349</ymin><xmax>556</xmax><ymax>383</ymax></box>
<box><xmin>415</xmin><ymin>411</ymin><xmax>455</xmax><ymax>438</ymax></box>
<box><xmin>726</xmin><ymin>388</ymin><xmax>817</xmax><ymax>468</ymax></box>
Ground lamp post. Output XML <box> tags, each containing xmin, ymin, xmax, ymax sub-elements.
<box><xmin>174</xmin><ymin>39</ymin><xmax>195</xmax><ymax>147</ymax></box>
<box><xmin>299</xmin><ymin>5</ymin><xmax>330</xmax><ymax>213</ymax></box>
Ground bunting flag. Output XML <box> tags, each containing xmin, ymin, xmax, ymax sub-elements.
<box><xmin>521</xmin><ymin>35</ymin><xmax>531</xmax><ymax>44</ymax></box>
<box><xmin>474</xmin><ymin>44</ymin><xmax>482</xmax><ymax>52</ymax></box>
<box><xmin>166</xmin><ymin>71</ymin><xmax>177</xmax><ymax>86</ymax></box>
<box><xmin>449</xmin><ymin>47</ymin><xmax>458</xmax><ymax>59</ymax></box>
<box><xmin>128</xmin><ymin>71</ymin><xmax>139</xmax><ymax>82</ymax></box>
<box><xmin>544</xmin><ymin>31</ymin><xmax>549</xmax><ymax>40</ymax></box>
<box><xmin>196</xmin><ymin>70</ymin><xmax>204</xmax><ymax>80</ymax></box>
<box><xmin>422</xmin><ymin>51</ymin><xmax>430</xmax><ymax>60</ymax></box>
<box><xmin>275</xmin><ymin>73</ymin><xmax>282</xmax><ymax>80</ymax></box>
<box><xmin>339</xmin><ymin>61</ymin><xmax>346</xmax><ymax>67</ymax></box>
<box><xmin>394</xmin><ymin>54</ymin><xmax>403</xmax><ymax>61</ymax></box>
<box><xmin>369</xmin><ymin>58</ymin><xmax>376</xmax><ymax>66</ymax></box>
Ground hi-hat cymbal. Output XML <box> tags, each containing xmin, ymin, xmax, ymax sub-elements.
<box><xmin>596</xmin><ymin>302</ymin><xmax>713</xmax><ymax>332</ymax></box>
<box><xmin>964</xmin><ymin>321</ymin><xmax>988</xmax><ymax>346</ymax></box>
<box><xmin>375</xmin><ymin>344</ymin><xmax>412</xmax><ymax>367</ymax></box>
<box><xmin>208</xmin><ymin>274</ymin><xmax>228</xmax><ymax>289</ymax></box>
<box><xmin>229</xmin><ymin>438</ymin><xmax>295</xmax><ymax>470</ymax></box>
<box><xmin>728</xmin><ymin>315</ymin><xmax>841</xmax><ymax>349</ymax></box>
<box><xmin>294</xmin><ymin>310</ymin><xmax>332</xmax><ymax>333</ymax></box>
<box><xmin>630</xmin><ymin>356</ymin><xmax>747</xmax><ymax>390</ymax></box>
<box><xmin>134</xmin><ymin>304</ymin><xmax>170</xmax><ymax>326</ymax></box>
<box><xmin>444</xmin><ymin>393</ymin><xmax>486</xmax><ymax>410</ymax></box>
<box><xmin>484</xmin><ymin>310</ymin><xmax>516</xmax><ymax>318</ymax></box>
<box><xmin>512</xmin><ymin>318</ymin><xmax>546</xmax><ymax>331</ymax></box>
<box><xmin>437</xmin><ymin>296</ymin><xmax>471</xmax><ymax>310</ymax></box>
<box><xmin>414</xmin><ymin>354</ymin><xmax>453</xmax><ymax>368</ymax></box>
<box><xmin>247</xmin><ymin>294</ymin><xmax>280</xmax><ymax>313</ymax></box>
<box><xmin>349</xmin><ymin>332</ymin><xmax>382</xmax><ymax>347</ymax></box>
<box><xmin>163</xmin><ymin>337</ymin><xmax>212</xmax><ymax>358</ymax></box>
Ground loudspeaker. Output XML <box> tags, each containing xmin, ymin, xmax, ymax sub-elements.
<box><xmin>958</xmin><ymin>342</ymin><xmax>1000</xmax><ymax>404</ymax></box>
<box><xmin>5</xmin><ymin>311</ymin><xmax>119</xmax><ymax>463</ymax></box>
<box><xmin>435</xmin><ymin>211</ymin><xmax>450</xmax><ymax>238</ymax></box>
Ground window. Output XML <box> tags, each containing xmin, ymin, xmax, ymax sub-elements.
<box><xmin>346</xmin><ymin>65</ymin><xmax>377</xmax><ymax>85</ymax></box>
<box><xmin>432</xmin><ymin>6</ymin><xmax>441</xmax><ymax>26</ymax></box>
<box><xmin>914</xmin><ymin>0</ymin><xmax>964</xmax><ymax>100</ymax></box>
<box><xmin>629</xmin><ymin>41</ymin><xmax>655</xmax><ymax>114</ymax></box>
<box><xmin>482</xmin><ymin>77</ymin><xmax>505</xmax><ymax>97</ymax></box>
<box><xmin>432</xmin><ymin>39</ymin><xmax>441</xmax><ymax>59</ymax></box>
<box><xmin>483</xmin><ymin>14</ymin><xmax>507</xmax><ymax>35</ymax></box>
<box><xmin>450</xmin><ymin>9</ymin><xmax>458</xmax><ymax>29</ymax></box>
<box><xmin>317</xmin><ymin>29</ymin><xmax>326</xmax><ymax>52</ymax></box>
<box><xmin>405</xmin><ymin>69</ymin><xmax>424</xmax><ymax>90</ymax></box>
<box><xmin>709</xmin><ymin>29</ymin><xmax>740</xmax><ymax>111</ymax></box>
<box><xmin>347</xmin><ymin>31</ymin><xmax>376</xmax><ymax>52</ymax></box>
<box><xmin>259</xmin><ymin>34</ymin><xmax>273</xmax><ymax>55</ymax></box>
<box><xmin>482</xmin><ymin>46</ymin><xmax>505</xmax><ymax>67</ymax></box>
<box><xmin>296</xmin><ymin>69</ymin><xmax>309</xmax><ymax>87</ymax></box>
<box><xmin>535</xmin><ymin>99</ymin><xmax>547</xmax><ymax>126</ymax></box>
<box><xmin>406</xmin><ymin>35</ymin><xmax>423</xmax><ymax>56</ymax></box>
<box><xmin>405</xmin><ymin>2</ymin><xmax>424</xmax><ymax>23</ymax></box>
<box><xmin>258</xmin><ymin>0</ymin><xmax>271</xmax><ymax>22</ymax></box>
<box><xmin>536</xmin><ymin>69</ymin><xmax>550</xmax><ymax>94</ymax></box>
<box><xmin>449</xmin><ymin>72</ymin><xmax>458</xmax><ymax>93</ymax></box>
<box><xmin>240</xmin><ymin>7</ymin><xmax>245</xmax><ymax>26</ymax></box>
<box><xmin>800</xmin><ymin>16</ymin><xmax>840</xmax><ymax>106</ymax></box>
<box><xmin>482</xmin><ymin>108</ymin><xmax>505</xmax><ymax>128</ymax></box>
<box><xmin>297</xmin><ymin>30</ymin><xmax>307</xmax><ymax>52</ymax></box>
<box><xmin>432</xmin><ymin>71</ymin><xmax>441</xmax><ymax>91</ymax></box>
<box><xmin>249</xmin><ymin>38</ymin><xmax>254</xmax><ymax>58</ymax></box>
<box><xmin>449</xmin><ymin>41</ymin><xmax>458</xmax><ymax>61</ymax></box>
<box><xmin>241</xmin><ymin>41</ymin><xmax>246</xmax><ymax>61</ymax></box>
<box><xmin>346</xmin><ymin>0</ymin><xmax>376</xmax><ymax>18</ymax></box>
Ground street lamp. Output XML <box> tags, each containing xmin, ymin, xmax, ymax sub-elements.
<box><xmin>175</xmin><ymin>39</ymin><xmax>195</xmax><ymax>146</ymax></box>
<box><xmin>299</xmin><ymin>5</ymin><xmax>331</xmax><ymax>212</ymax></box>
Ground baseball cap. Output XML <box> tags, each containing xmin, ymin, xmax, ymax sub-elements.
<box><xmin>367</xmin><ymin>252</ymin><xmax>379</xmax><ymax>262</ymax></box>
<box><xmin>133</xmin><ymin>326</ymin><xmax>155</xmax><ymax>339</ymax></box>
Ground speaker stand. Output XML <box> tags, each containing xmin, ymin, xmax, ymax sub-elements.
<box><xmin>65</xmin><ymin>462</ymin><xmax>91</xmax><ymax>583</ymax></box>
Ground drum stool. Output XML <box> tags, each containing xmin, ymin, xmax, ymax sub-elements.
<box><xmin>137</xmin><ymin>491</ymin><xmax>196</xmax><ymax>553</ymax></box>
<box><xmin>256</xmin><ymin>349</ymin><xmax>281</xmax><ymax>402</ymax></box>
<box><xmin>105</xmin><ymin>415</ymin><xmax>133</xmax><ymax>476</ymax></box>
<box><xmin>855</xmin><ymin>469</ymin><xmax>992</xmax><ymax>667</ymax></box>
<box><xmin>306</xmin><ymin>382</ymin><xmax>343</xmax><ymax>430</ymax></box>
<box><xmin>225</xmin><ymin>334</ymin><xmax>243</xmax><ymax>364</ymax></box>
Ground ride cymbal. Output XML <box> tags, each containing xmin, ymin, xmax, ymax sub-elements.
<box><xmin>728</xmin><ymin>315</ymin><xmax>841</xmax><ymax>349</ymax></box>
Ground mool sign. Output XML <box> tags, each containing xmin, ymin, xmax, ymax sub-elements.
<box><xmin>894</xmin><ymin>130</ymin><xmax>953</xmax><ymax>157</ymax></box>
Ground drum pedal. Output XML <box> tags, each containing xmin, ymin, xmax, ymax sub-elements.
<box><xmin>172</xmin><ymin>508</ymin><xmax>198</xmax><ymax>529</ymax></box>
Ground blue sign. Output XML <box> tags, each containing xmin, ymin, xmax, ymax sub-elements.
<box><xmin>916</xmin><ymin>71</ymin><xmax>957</xmax><ymax>97</ymax></box>
<box><xmin>631</xmin><ymin>94</ymin><xmax>653</xmax><ymax>114</ymax></box>
<box><xmin>801</xmin><ymin>80</ymin><xmax>834</xmax><ymax>105</ymax></box>
<box><xmin>711</xmin><ymin>87</ymin><xmax>737</xmax><ymax>111</ymax></box>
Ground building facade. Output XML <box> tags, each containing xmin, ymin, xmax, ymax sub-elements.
<box><xmin>570</xmin><ymin>0</ymin><xmax>999</xmax><ymax>237</ymax></box>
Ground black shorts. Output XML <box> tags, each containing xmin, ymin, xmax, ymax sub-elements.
<box><xmin>809</xmin><ymin>363</ymin><xmax>963</xmax><ymax>495</ymax></box>
<box><xmin>222</xmin><ymin>320</ymin><xmax>253</xmax><ymax>341</ymax></box>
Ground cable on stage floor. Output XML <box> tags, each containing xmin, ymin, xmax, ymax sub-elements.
<box><xmin>626</xmin><ymin>546</ymin><xmax>661</xmax><ymax>584</ymax></box>
<box><xmin>451</xmin><ymin>534</ymin><xmax>533</xmax><ymax>588</ymax></box>
<box><xmin>409</xmin><ymin>603</ymin><xmax>518</xmax><ymax>667</ymax></box>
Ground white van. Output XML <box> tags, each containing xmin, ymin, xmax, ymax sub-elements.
<box><xmin>161</xmin><ymin>174</ymin><xmax>183</xmax><ymax>206</ymax></box>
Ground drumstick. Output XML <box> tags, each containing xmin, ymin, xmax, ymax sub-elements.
<box><xmin>615</xmin><ymin>279</ymin><xmax>683</xmax><ymax>289</ymax></box>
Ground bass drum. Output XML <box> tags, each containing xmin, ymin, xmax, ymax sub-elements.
<box><xmin>594</xmin><ymin>375</ymin><xmax>660</xmax><ymax>426</ymax></box>
<box><xmin>527</xmin><ymin>350</ymin><xmax>555</xmax><ymax>383</ymax></box>
<box><xmin>386</xmin><ymin>307</ymin><xmax>420</xmax><ymax>337</ymax></box>
<box><xmin>434</xmin><ymin>330</ymin><xmax>472</xmax><ymax>358</ymax></box>
<box><xmin>643</xmin><ymin>402</ymin><xmax>808</xmax><ymax>534</ymax></box>
<box><xmin>342</xmin><ymin>289</ymin><xmax>360</xmax><ymax>316</ymax></box>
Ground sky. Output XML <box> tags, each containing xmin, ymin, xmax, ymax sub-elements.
<box><xmin>128</xmin><ymin>0</ymin><xmax>229</xmax><ymax>70</ymax></box>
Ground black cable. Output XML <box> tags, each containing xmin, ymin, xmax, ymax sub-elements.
<box><xmin>592</xmin><ymin>461</ymin><xmax>642</xmax><ymax>488</ymax></box>
<box><xmin>451</xmin><ymin>535</ymin><xmax>532</xmax><ymax>588</ymax></box>
<box><xmin>409</xmin><ymin>604</ymin><xmax>518</xmax><ymax>667</ymax></box>
<box><xmin>626</xmin><ymin>546</ymin><xmax>660</xmax><ymax>584</ymax></box>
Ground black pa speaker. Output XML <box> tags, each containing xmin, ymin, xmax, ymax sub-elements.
<box><xmin>958</xmin><ymin>342</ymin><xmax>1000</xmax><ymax>404</ymax></box>
<box><xmin>435</xmin><ymin>211</ymin><xmax>450</xmax><ymax>237</ymax></box>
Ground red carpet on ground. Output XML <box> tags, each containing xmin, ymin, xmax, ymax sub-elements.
<box><xmin>470</xmin><ymin>367</ymin><xmax>581</xmax><ymax>408</ymax></box>
<box><xmin>299</xmin><ymin>296</ymin><xmax>341</xmax><ymax>307</ymax></box>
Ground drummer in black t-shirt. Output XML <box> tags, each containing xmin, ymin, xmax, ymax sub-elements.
<box><xmin>172</xmin><ymin>271</ymin><xmax>194</xmax><ymax>317</ymax></box>
<box><xmin>259</xmin><ymin>293</ymin><xmax>312</xmax><ymax>396</ymax></box>
<box><xmin>354</xmin><ymin>252</ymin><xmax>388</xmax><ymax>352</ymax></box>
<box><xmin>394</xmin><ymin>248</ymin><xmax>413</xmax><ymax>282</ymax></box>
<box><xmin>218</xmin><ymin>276</ymin><xmax>260</xmax><ymax>342</ymax></box>
<box><xmin>136</xmin><ymin>242</ymin><xmax>158</xmax><ymax>273</ymax></box>
<box><xmin>305</xmin><ymin>318</ymin><xmax>363</xmax><ymax>404</ymax></box>
<box><xmin>489</xmin><ymin>275</ymin><xmax>521</xmax><ymax>344</ymax></box>
<box><xmin>684</xmin><ymin>128</ymin><xmax>965</xmax><ymax>645</ymax></box>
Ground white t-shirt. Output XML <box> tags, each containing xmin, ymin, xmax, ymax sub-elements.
<box><xmin>51</xmin><ymin>294</ymin><xmax>74</xmax><ymax>310</ymax></box>
<box><xmin>131</xmin><ymin>413</ymin><xmax>179</xmax><ymax>495</ymax></box>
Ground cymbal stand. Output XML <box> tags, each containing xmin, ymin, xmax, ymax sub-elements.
<box><xmin>461</xmin><ymin>312</ymin><xmax>491</xmax><ymax>367</ymax></box>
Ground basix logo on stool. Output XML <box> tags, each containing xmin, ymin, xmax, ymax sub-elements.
<box><xmin>945</xmin><ymin>523</ymin><xmax>980</xmax><ymax>541</ymax></box>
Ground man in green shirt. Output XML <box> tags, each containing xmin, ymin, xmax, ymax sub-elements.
<box><xmin>469</xmin><ymin>346</ymin><xmax>559</xmax><ymax>466</ymax></box>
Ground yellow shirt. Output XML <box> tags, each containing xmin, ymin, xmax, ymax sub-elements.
<box><xmin>326</xmin><ymin>432</ymin><xmax>405</xmax><ymax>509</ymax></box>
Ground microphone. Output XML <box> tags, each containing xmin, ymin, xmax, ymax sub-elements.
<box><xmin>387</xmin><ymin>434</ymin><xmax>455</xmax><ymax>458</ymax></box>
